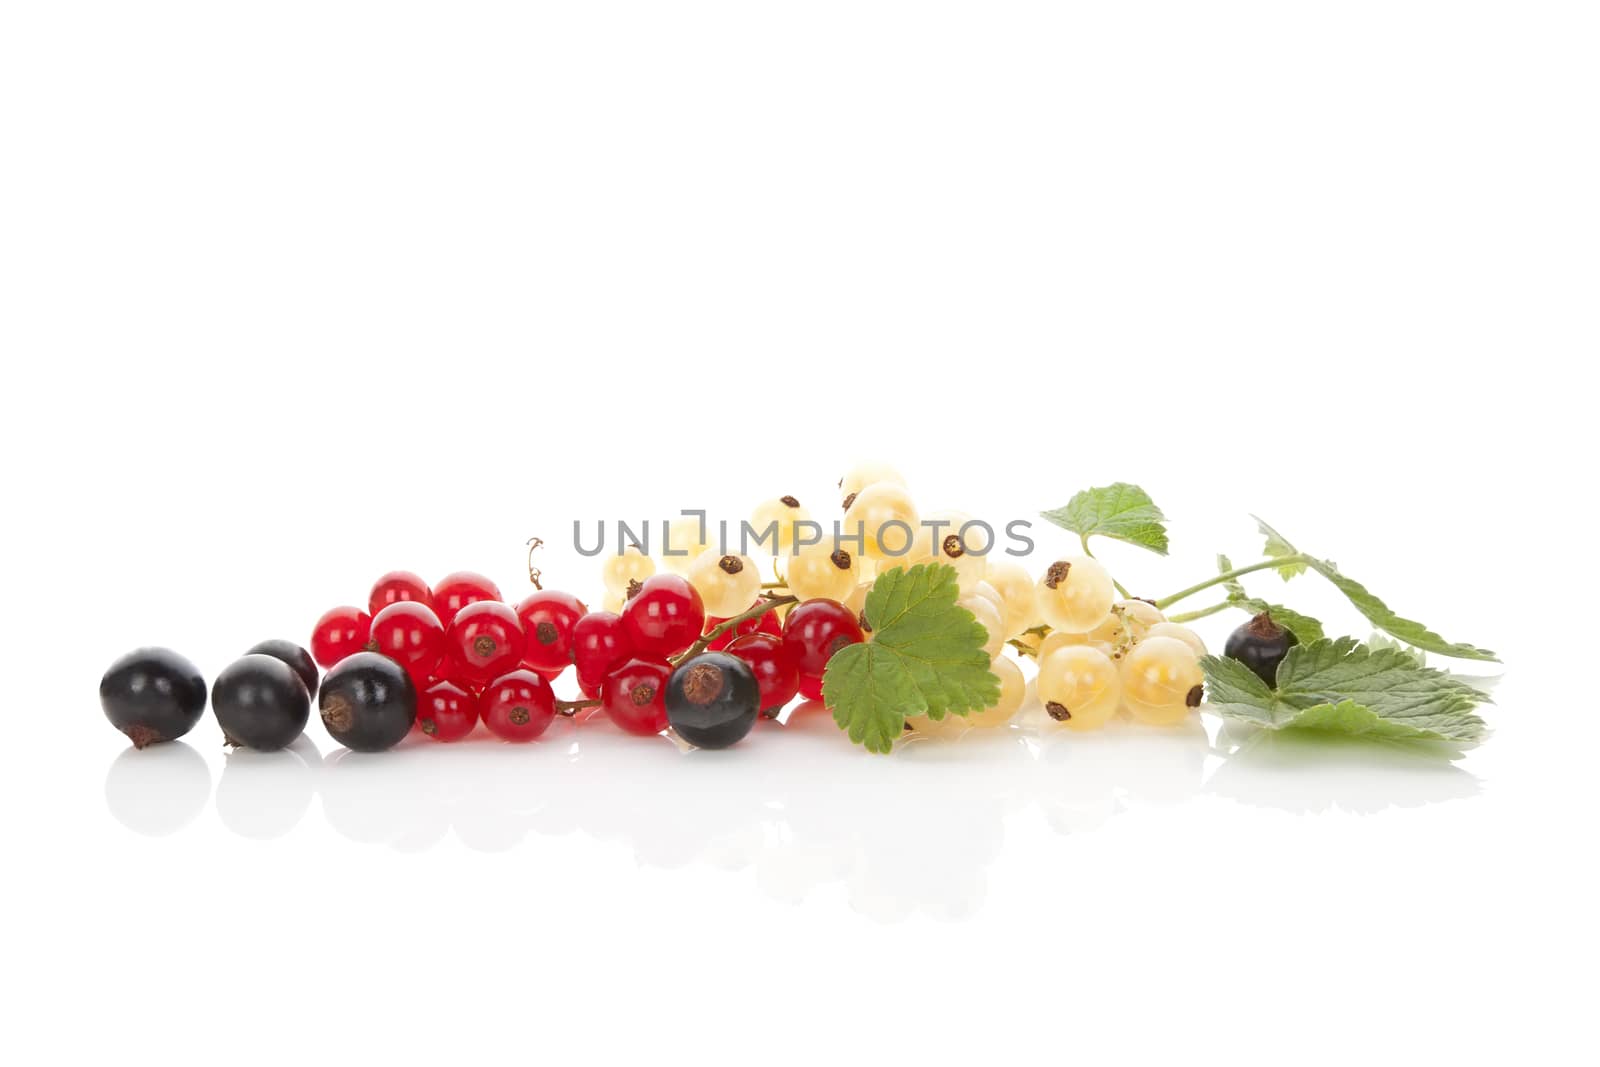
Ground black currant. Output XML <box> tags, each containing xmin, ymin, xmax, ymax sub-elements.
<box><xmin>244</xmin><ymin>639</ymin><xmax>319</xmax><ymax>699</ymax></box>
<box><xmin>318</xmin><ymin>651</ymin><xmax>416</xmax><ymax>753</ymax></box>
<box><xmin>1224</xmin><ymin>612</ymin><xmax>1300</xmax><ymax>687</ymax></box>
<box><xmin>212</xmin><ymin>654</ymin><xmax>311</xmax><ymax>752</ymax></box>
<box><xmin>665</xmin><ymin>652</ymin><xmax>760</xmax><ymax>749</ymax></box>
<box><xmin>100</xmin><ymin>647</ymin><xmax>207</xmax><ymax>749</ymax></box>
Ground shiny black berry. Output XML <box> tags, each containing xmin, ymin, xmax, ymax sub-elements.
<box><xmin>100</xmin><ymin>647</ymin><xmax>208</xmax><ymax>749</ymax></box>
<box><xmin>244</xmin><ymin>639</ymin><xmax>319</xmax><ymax>700</ymax></box>
<box><xmin>318</xmin><ymin>651</ymin><xmax>416</xmax><ymax>753</ymax></box>
<box><xmin>212</xmin><ymin>654</ymin><xmax>311</xmax><ymax>751</ymax></box>
<box><xmin>665</xmin><ymin>652</ymin><xmax>760</xmax><ymax>749</ymax></box>
<box><xmin>1224</xmin><ymin>612</ymin><xmax>1300</xmax><ymax>687</ymax></box>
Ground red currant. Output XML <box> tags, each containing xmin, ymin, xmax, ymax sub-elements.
<box><xmin>572</xmin><ymin>611</ymin><xmax>634</xmax><ymax>692</ymax></box>
<box><xmin>620</xmin><ymin>574</ymin><xmax>705</xmax><ymax>658</ymax></box>
<box><xmin>781</xmin><ymin>598</ymin><xmax>864</xmax><ymax>678</ymax></box>
<box><xmin>418</xmin><ymin>680</ymin><xmax>479</xmax><ymax>742</ymax></box>
<box><xmin>368</xmin><ymin>570</ymin><xmax>433</xmax><ymax>617</ymax></box>
<box><xmin>481</xmin><ymin>669</ymin><xmax>556</xmax><ymax>742</ymax></box>
<box><xmin>310</xmin><ymin>605</ymin><xmax>372</xmax><ymax>669</ymax></box>
<box><xmin>433</xmin><ymin>571</ymin><xmax>501</xmax><ymax>627</ymax></box>
<box><xmin>445</xmin><ymin>600</ymin><xmax>525</xmax><ymax>686</ymax></box>
<box><xmin>516</xmin><ymin>589</ymin><xmax>587</xmax><ymax>672</ymax></box>
<box><xmin>599</xmin><ymin>656</ymin><xmax>673</xmax><ymax>736</ymax></box>
<box><xmin>725</xmin><ymin>632</ymin><xmax>799</xmax><ymax>715</ymax></box>
<box><xmin>703</xmin><ymin>602</ymin><xmax>782</xmax><ymax>651</ymax></box>
<box><xmin>368</xmin><ymin>601</ymin><xmax>447</xmax><ymax>686</ymax></box>
<box><xmin>799</xmin><ymin>673</ymin><xmax>825</xmax><ymax>701</ymax></box>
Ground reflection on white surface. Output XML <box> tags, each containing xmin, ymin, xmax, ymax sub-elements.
<box><xmin>103</xmin><ymin>701</ymin><xmax>1482</xmax><ymax>918</ymax></box>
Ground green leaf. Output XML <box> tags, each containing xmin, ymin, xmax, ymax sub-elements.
<box><xmin>1202</xmin><ymin>638</ymin><xmax>1489</xmax><ymax>744</ymax></box>
<box><xmin>1216</xmin><ymin>554</ymin><xmax>1324</xmax><ymax>642</ymax></box>
<box><xmin>1365</xmin><ymin>632</ymin><xmax>1425</xmax><ymax>667</ymax></box>
<box><xmin>822</xmin><ymin>562</ymin><xmax>1000</xmax><ymax>754</ymax></box>
<box><xmin>1250</xmin><ymin>518</ymin><xmax>1498</xmax><ymax>662</ymax></box>
<box><xmin>1042</xmin><ymin>483</ymin><xmax>1169</xmax><ymax>555</ymax></box>
<box><xmin>1254</xmin><ymin>516</ymin><xmax>1307</xmax><ymax>580</ymax></box>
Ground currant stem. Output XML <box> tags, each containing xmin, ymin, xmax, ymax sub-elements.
<box><xmin>1080</xmin><ymin>535</ymin><xmax>1133</xmax><ymax>599</ymax></box>
<box><xmin>673</xmin><ymin>593</ymin><xmax>799</xmax><ymax>665</ymax></box>
<box><xmin>1154</xmin><ymin>554</ymin><xmax>1312</xmax><ymax>610</ymax></box>
<box><xmin>1168</xmin><ymin>601</ymin><xmax>1230</xmax><ymax>624</ymax></box>
<box><xmin>555</xmin><ymin>698</ymin><xmax>600</xmax><ymax>716</ymax></box>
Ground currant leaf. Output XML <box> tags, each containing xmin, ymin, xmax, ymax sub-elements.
<box><xmin>1042</xmin><ymin>483</ymin><xmax>1169</xmax><ymax>555</ymax></box>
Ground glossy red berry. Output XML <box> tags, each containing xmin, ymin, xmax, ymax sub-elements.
<box><xmin>782</xmin><ymin>598</ymin><xmax>864</xmax><ymax>678</ymax></box>
<box><xmin>798</xmin><ymin>673</ymin><xmax>825</xmax><ymax>701</ymax></box>
<box><xmin>445</xmin><ymin>600</ymin><xmax>525</xmax><ymax>686</ymax></box>
<box><xmin>418</xmin><ymin>680</ymin><xmax>479</xmax><ymax>742</ymax></box>
<box><xmin>572</xmin><ymin>611</ymin><xmax>634</xmax><ymax>692</ymax></box>
<box><xmin>725</xmin><ymin>632</ymin><xmax>800</xmax><ymax>715</ymax></box>
<box><xmin>481</xmin><ymin>670</ymin><xmax>556</xmax><ymax>742</ymax></box>
<box><xmin>368</xmin><ymin>601</ymin><xmax>447</xmax><ymax>686</ymax></box>
<box><xmin>368</xmin><ymin>570</ymin><xmax>433</xmax><ymax>617</ymax></box>
<box><xmin>516</xmin><ymin>590</ymin><xmax>588</xmax><ymax>672</ymax></box>
<box><xmin>310</xmin><ymin>606</ymin><xmax>372</xmax><ymax>669</ymax></box>
<box><xmin>433</xmin><ymin>571</ymin><xmax>501</xmax><ymax>627</ymax></box>
<box><xmin>599</xmin><ymin>656</ymin><xmax>673</xmax><ymax>736</ymax></box>
<box><xmin>703</xmin><ymin>603</ymin><xmax>782</xmax><ymax>651</ymax></box>
<box><xmin>620</xmin><ymin>574</ymin><xmax>705</xmax><ymax>657</ymax></box>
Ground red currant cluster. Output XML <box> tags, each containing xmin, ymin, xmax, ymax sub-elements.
<box><xmin>308</xmin><ymin>569</ymin><xmax>869</xmax><ymax>750</ymax></box>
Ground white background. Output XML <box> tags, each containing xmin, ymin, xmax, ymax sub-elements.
<box><xmin>3</xmin><ymin>2</ymin><xmax>1596</xmax><ymax>1064</ymax></box>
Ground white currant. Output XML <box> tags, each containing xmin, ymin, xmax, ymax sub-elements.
<box><xmin>1119</xmin><ymin>636</ymin><xmax>1205</xmax><ymax>726</ymax></box>
<box><xmin>601</xmin><ymin>545</ymin><xmax>656</xmax><ymax>597</ymax></box>
<box><xmin>687</xmin><ymin>549</ymin><xmax>763</xmax><ymax>618</ymax></box>
<box><xmin>784</xmin><ymin>544</ymin><xmax>859</xmax><ymax>603</ymax></box>
<box><xmin>842</xmin><ymin>482</ymin><xmax>921</xmax><ymax>561</ymax></box>
<box><xmin>1035</xmin><ymin>557</ymin><xmax>1116</xmax><ymax>634</ymax></box>
<box><xmin>1038</xmin><ymin>645</ymin><xmax>1122</xmax><ymax>731</ymax></box>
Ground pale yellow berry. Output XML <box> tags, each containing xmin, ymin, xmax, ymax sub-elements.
<box><xmin>749</xmin><ymin>495</ymin><xmax>812</xmax><ymax>554</ymax></box>
<box><xmin>839</xmin><ymin>460</ymin><xmax>907</xmax><ymax>504</ymax></box>
<box><xmin>1037</xmin><ymin>629</ymin><xmax>1096</xmax><ymax>659</ymax></box>
<box><xmin>1038</xmin><ymin>645</ymin><xmax>1122</xmax><ymax>731</ymax></box>
<box><xmin>661</xmin><ymin>517</ymin><xmax>710</xmax><ymax>577</ymax></box>
<box><xmin>1146</xmin><ymin>622</ymin><xmax>1208</xmax><ymax>658</ymax></box>
<box><xmin>842</xmin><ymin>482</ymin><xmax>921</xmax><ymax>561</ymax></box>
<box><xmin>687</xmin><ymin>550</ymin><xmax>762</xmax><ymax>617</ymax></box>
<box><xmin>1086</xmin><ymin>599</ymin><xmax>1167</xmax><ymax>659</ymax></box>
<box><xmin>984</xmin><ymin>561</ymin><xmax>1041</xmax><ymax>639</ymax></box>
<box><xmin>966</xmin><ymin>655</ymin><xmax>1025</xmax><ymax>727</ymax></box>
<box><xmin>913</xmin><ymin>509</ymin><xmax>988</xmax><ymax>593</ymax></box>
<box><xmin>1035</xmin><ymin>557</ymin><xmax>1116</xmax><ymax>634</ymax></box>
<box><xmin>958</xmin><ymin>593</ymin><xmax>1005</xmax><ymax>659</ymax></box>
<box><xmin>1120</xmin><ymin>636</ymin><xmax>1205</xmax><ymax>725</ymax></box>
<box><xmin>601</xmin><ymin>545</ymin><xmax>655</xmax><ymax>597</ymax></box>
<box><xmin>784</xmin><ymin>544</ymin><xmax>859</xmax><ymax>603</ymax></box>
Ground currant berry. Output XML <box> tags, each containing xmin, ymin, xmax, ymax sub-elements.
<box><xmin>1120</xmin><ymin>636</ymin><xmax>1205</xmax><ymax>725</ymax></box>
<box><xmin>1035</xmin><ymin>557</ymin><xmax>1117</xmax><ymax>634</ymax></box>
<box><xmin>749</xmin><ymin>495</ymin><xmax>812</xmax><ymax>554</ymax></box>
<box><xmin>725</xmin><ymin>632</ymin><xmax>800</xmax><ymax>715</ymax></box>
<box><xmin>1038</xmin><ymin>645</ymin><xmax>1121</xmax><ymax>731</ymax></box>
<box><xmin>662</xmin><ymin>516</ymin><xmax>711</xmax><ymax>576</ymax></box>
<box><xmin>798</xmin><ymin>673</ymin><xmax>825</xmax><ymax>701</ymax></box>
<box><xmin>601</xmin><ymin>545</ymin><xmax>655</xmax><ymax>597</ymax></box>
<box><xmin>432</xmin><ymin>571</ymin><xmax>501</xmax><ymax>627</ymax></box>
<box><xmin>958</xmin><ymin>592</ymin><xmax>1006</xmax><ymax>659</ymax></box>
<box><xmin>783</xmin><ymin>545</ymin><xmax>859</xmax><ymax>603</ymax></box>
<box><xmin>842</xmin><ymin>482</ymin><xmax>920</xmax><ymax>560</ymax></box>
<box><xmin>966</xmin><ymin>655</ymin><xmax>1025</xmax><ymax>727</ymax></box>
<box><xmin>599</xmin><ymin>656</ymin><xmax>673</xmax><ymax>736</ymax></box>
<box><xmin>982</xmin><ymin>562</ymin><xmax>1041</xmax><ymax>639</ymax></box>
<box><xmin>212</xmin><ymin>654</ymin><xmax>311</xmax><ymax>751</ymax></box>
<box><xmin>319</xmin><ymin>652</ymin><xmax>416</xmax><ymax>752</ymax></box>
<box><xmin>687</xmin><ymin>550</ymin><xmax>763</xmax><ymax>618</ymax></box>
<box><xmin>100</xmin><ymin>647</ymin><xmax>207</xmax><ymax>748</ymax></box>
<box><xmin>665</xmin><ymin>653</ymin><xmax>761</xmax><ymax>749</ymax></box>
<box><xmin>368</xmin><ymin>601</ymin><xmax>447</xmax><ymax>686</ymax></box>
<box><xmin>480</xmin><ymin>669</ymin><xmax>557</xmax><ymax>742</ymax></box>
<box><xmin>782</xmin><ymin>598</ymin><xmax>864</xmax><ymax>678</ymax></box>
<box><xmin>418</xmin><ymin>680</ymin><xmax>480</xmax><ymax>742</ymax></box>
<box><xmin>1224</xmin><ymin>612</ymin><xmax>1298</xmax><ymax>686</ymax></box>
<box><xmin>515</xmin><ymin>589</ymin><xmax>588</xmax><ymax>672</ymax></box>
<box><xmin>368</xmin><ymin>570</ymin><xmax>433</xmax><ymax>617</ymax></box>
<box><xmin>620</xmin><ymin>573</ymin><xmax>706</xmax><ymax>658</ymax></box>
<box><xmin>838</xmin><ymin>460</ymin><xmax>907</xmax><ymax>505</ymax></box>
<box><xmin>1147</xmin><ymin>622</ymin><xmax>1208</xmax><ymax>659</ymax></box>
<box><xmin>1084</xmin><ymin>599</ymin><xmax>1166</xmax><ymax>659</ymax></box>
<box><xmin>445</xmin><ymin>601</ymin><xmax>525</xmax><ymax>686</ymax></box>
<box><xmin>919</xmin><ymin>509</ymin><xmax>988</xmax><ymax>592</ymax></box>
<box><xmin>572</xmin><ymin>611</ymin><xmax>634</xmax><ymax>692</ymax></box>
<box><xmin>310</xmin><ymin>605</ymin><xmax>372</xmax><ymax>669</ymax></box>
<box><xmin>703</xmin><ymin>603</ymin><xmax>783</xmax><ymax>651</ymax></box>
<box><xmin>244</xmin><ymin>639</ymin><xmax>319</xmax><ymax>699</ymax></box>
